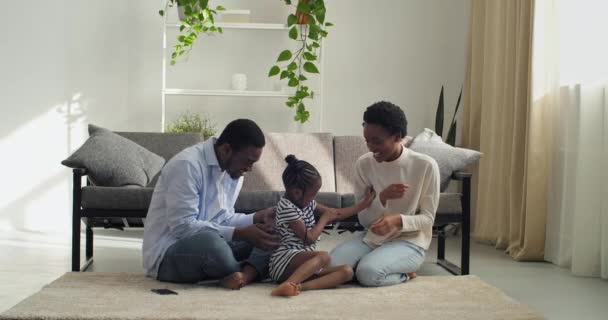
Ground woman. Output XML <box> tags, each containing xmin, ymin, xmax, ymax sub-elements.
<box><xmin>330</xmin><ymin>101</ymin><xmax>440</xmax><ymax>287</ymax></box>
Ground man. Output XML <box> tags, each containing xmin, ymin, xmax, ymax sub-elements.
<box><xmin>143</xmin><ymin>119</ymin><xmax>279</xmax><ymax>289</ymax></box>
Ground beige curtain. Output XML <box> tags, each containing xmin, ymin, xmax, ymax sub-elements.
<box><xmin>462</xmin><ymin>0</ymin><xmax>548</xmax><ymax>261</ymax></box>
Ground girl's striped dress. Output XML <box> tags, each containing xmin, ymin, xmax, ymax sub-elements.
<box><xmin>268</xmin><ymin>197</ymin><xmax>317</xmax><ymax>281</ymax></box>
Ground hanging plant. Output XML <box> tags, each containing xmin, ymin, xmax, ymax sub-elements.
<box><xmin>268</xmin><ymin>0</ymin><xmax>332</xmax><ymax>123</ymax></box>
<box><xmin>159</xmin><ymin>0</ymin><xmax>226</xmax><ymax>65</ymax></box>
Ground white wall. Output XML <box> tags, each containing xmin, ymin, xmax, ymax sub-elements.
<box><xmin>0</xmin><ymin>0</ymin><xmax>470</xmax><ymax>236</ymax></box>
<box><xmin>0</xmin><ymin>1</ymin><xmax>131</xmax><ymax>236</ymax></box>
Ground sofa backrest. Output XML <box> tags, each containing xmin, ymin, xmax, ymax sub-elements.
<box><xmin>241</xmin><ymin>132</ymin><xmax>336</xmax><ymax>193</ymax></box>
<box><xmin>116</xmin><ymin>132</ymin><xmax>201</xmax><ymax>162</ymax></box>
<box><xmin>334</xmin><ymin>136</ymin><xmax>369</xmax><ymax>194</ymax></box>
<box><xmin>116</xmin><ymin>132</ymin><xmax>201</xmax><ymax>187</ymax></box>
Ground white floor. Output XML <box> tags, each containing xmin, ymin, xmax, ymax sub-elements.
<box><xmin>1</xmin><ymin>229</ymin><xmax>607</xmax><ymax>320</ymax></box>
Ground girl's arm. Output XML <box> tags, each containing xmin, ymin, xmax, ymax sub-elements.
<box><xmin>288</xmin><ymin>211</ymin><xmax>336</xmax><ymax>246</ymax></box>
<box><xmin>315</xmin><ymin>188</ymin><xmax>376</xmax><ymax>221</ymax></box>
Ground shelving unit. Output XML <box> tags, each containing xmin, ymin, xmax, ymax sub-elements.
<box><xmin>161</xmin><ymin>7</ymin><xmax>324</xmax><ymax>132</ymax></box>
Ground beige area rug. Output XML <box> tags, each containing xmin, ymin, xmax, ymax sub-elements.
<box><xmin>1</xmin><ymin>272</ymin><xmax>543</xmax><ymax>320</ymax></box>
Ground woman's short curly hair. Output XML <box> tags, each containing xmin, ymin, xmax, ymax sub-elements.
<box><xmin>363</xmin><ymin>101</ymin><xmax>408</xmax><ymax>138</ymax></box>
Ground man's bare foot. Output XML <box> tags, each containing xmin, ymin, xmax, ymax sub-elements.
<box><xmin>221</xmin><ymin>272</ymin><xmax>246</xmax><ymax>290</ymax></box>
<box><xmin>407</xmin><ymin>272</ymin><xmax>417</xmax><ymax>280</ymax></box>
<box><xmin>271</xmin><ymin>282</ymin><xmax>301</xmax><ymax>297</ymax></box>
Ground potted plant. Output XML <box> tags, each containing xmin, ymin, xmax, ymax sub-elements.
<box><xmin>159</xmin><ymin>0</ymin><xmax>226</xmax><ymax>65</ymax></box>
<box><xmin>268</xmin><ymin>0</ymin><xmax>332</xmax><ymax>123</ymax></box>
<box><xmin>435</xmin><ymin>86</ymin><xmax>463</xmax><ymax>146</ymax></box>
<box><xmin>166</xmin><ymin>110</ymin><xmax>217</xmax><ymax>140</ymax></box>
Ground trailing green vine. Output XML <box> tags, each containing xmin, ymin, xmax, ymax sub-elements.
<box><xmin>159</xmin><ymin>0</ymin><xmax>225</xmax><ymax>65</ymax></box>
<box><xmin>268</xmin><ymin>0</ymin><xmax>332</xmax><ymax>123</ymax></box>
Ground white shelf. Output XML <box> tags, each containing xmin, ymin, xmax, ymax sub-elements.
<box><xmin>165</xmin><ymin>22</ymin><xmax>289</xmax><ymax>30</ymax></box>
<box><xmin>163</xmin><ymin>88</ymin><xmax>291</xmax><ymax>97</ymax></box>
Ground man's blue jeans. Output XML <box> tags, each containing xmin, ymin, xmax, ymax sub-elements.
<box><xmin>329</xmin><ymin>232</ymin><xmax>425</xmax><ymax>287</ymax></box>
<box><xmin>157</xmin><ymin>230</ymin><xmax>270</xmax><ymax>283</ymax></box>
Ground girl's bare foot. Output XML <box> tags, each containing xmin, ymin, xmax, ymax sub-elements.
<box><xmin>407</xmin><ymin>272</ymin><xmax>417</xmax><ymax>280</ymax></box>
<box><xmin>221</xmin><ymin>272</ymin><xmax>246</xmax><ymax>290</ymax></box>
<box><xmin>271</xmin><ymin>282</ymin><xmax>301</xmax><ymax>297</ymax></box>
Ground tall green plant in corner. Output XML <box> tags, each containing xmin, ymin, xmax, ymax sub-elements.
<box><xmin>435</xmin><ymin>86</ymin><xmax>463</xmax><ymax>146</ymax></box>
<box><xmin>159</xmin><ymin>0</ymin><xmax>225</xmax><ymax>65</ymax></box>
<box><xmin>268</xmin><ymin>0</ymin><xmax>332</xmax><ymax>123</ymax></box>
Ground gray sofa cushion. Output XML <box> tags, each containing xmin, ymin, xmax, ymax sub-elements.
<box><xmin>116</xmin><ymin>131</ymin><xmax>201</xmax><ymax>163</ymax></box>
<box><xmin>410</xmin><ymin>129</ymin><xmax>481</xmax><ymax>191</ymax></box>
<box><xmin>62</xmin><ymin>125</ymin><xmax>165</xmax><ymax>187</ymax></box>
<box><xmin>116</xmin><ymin>131</ymin><xmax>201</xmax><ymax>187</ymax></box>
<box><xmin>235</xmin><ymin>191</ymin><xmax>342</xmax><ymax>214</ymax></box>
<box><xmin>341</xmin><ymin>193</ymin><xmax>462</xmax><ymax>215</ymax></box>
<box><xmin>241</xmin><ymin>133</ymin><xmax>336</xmax><ymax>192</ymax></box>
<box><xmin>81</xmin><ymin>186</ymin><xmax>154</xmax><ymax>210</ymax></box>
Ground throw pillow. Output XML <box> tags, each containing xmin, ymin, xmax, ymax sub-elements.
<box><xmin>409</xmin><ymin>128</ymin><xmax>481</xmax><ymax>191</ymax></box>
<box><xmin>62</xmin><ymin>124</ymin><xmax>165</xmax><ymax>187</ymax></box>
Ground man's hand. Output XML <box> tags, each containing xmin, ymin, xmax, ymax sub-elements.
<box><xmin>370</xmin><ymin>215</ymin><xmax>402</xmax><ymax>236</ymax></box>
<box><xmin>253</xmin><ymin>207</ymin><xmax>276</xmax><ymax>226</ymax></box>
<box><xmin>379</xmin><ymin>183</ymin><xmax>409</xmax><ymax>206</ymax></box>
<box><xmin>233</xmin><ymin>224</ymin><xmax>280</xmax><ymax>251</ymax></box>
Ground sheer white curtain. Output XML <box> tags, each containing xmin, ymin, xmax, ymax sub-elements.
<box><xmin>535</xmin><ymin>0</ymin><xmax>608</xmax><ymax>278</ymax></box>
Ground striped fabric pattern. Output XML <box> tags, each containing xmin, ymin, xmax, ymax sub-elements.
<box><xmin>268</xmin><ymin>197</ymin><xmax>317</xmax><ymax>281</ymax></box>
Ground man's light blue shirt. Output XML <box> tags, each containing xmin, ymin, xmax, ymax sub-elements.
<box><xmin>142</xmin><ymin>138</ymin><xmax>254</xmax><ymax>278</ymax></box>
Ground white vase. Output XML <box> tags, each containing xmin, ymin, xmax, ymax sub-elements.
<box><xmin>231</xmin><ymin>74</ymin><xmax>247</xmax><ymax>91</ymax></box>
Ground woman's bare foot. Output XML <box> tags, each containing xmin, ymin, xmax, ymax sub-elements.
<box><xmin>271</xmin><ymin>282</ymin><xmax>301</xmax><ymax>297</ymax></box>
<box><xmin>221</xmin><ymin>272</ymin><xmax>246</xmax><ymax>290</ymax></box>
<box><xmin>407</xmin><ymin>272</ymin><xmax>417</xmax><ymax>280</ymax></box>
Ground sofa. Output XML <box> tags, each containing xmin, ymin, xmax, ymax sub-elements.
<box><xmin>70</xmin><ymin>131</ymin><xmax>470</xmax><ymax>276</ymax></box>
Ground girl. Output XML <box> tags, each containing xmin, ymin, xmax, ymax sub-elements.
<box><xmin>269</xmin><ymin>154</ymin><xmax>375</xmax><ymax>297</ymax></box>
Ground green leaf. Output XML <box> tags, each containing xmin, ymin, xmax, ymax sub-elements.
<box><xmin>297</xmin><ymin>1</ymin><xmax>311</xmax><ymax>14</ymax></box>
<box><xmin>268</xmin><ymin>66</ymin><xmax>280</xmax><ymax>77</ymax></box>
<box><xmin>216</xmin><ymin>5</ymin><xmax>225</xmax><ymax>10</ymax></box>
<box><xmin>435</xmin><ymin>86</ymin><xmax>445</xmax><ymax>137</ymax></box>
<box><xmin>199</xmin><ymin>0</ymin><xmax>209</xmax><ymax>9</ymax></box>
<box><xmin>450</xmin><ymin>86</ymin><xmax>463</xmax><ymax>126</ymax></box>
<box><xmin>303</xmin><ymin>62</ymin><xmax>319</xmax><ymax>74</ymax></box>
<box><xmin>325</xmin><ymin>22</ymin><xmax>333</xmax><ymax>27</ymax></box>
<box><xmin>170</xmin><ymin>60</ymin><xmax>176</xmax><ymax>65</ymax></box>
<box><xmin>287</xmin><ymin>62</ymin><xmax>297</xmax><ymax>71</ymax></box>
<box><xmin>280</xmin><ymin>70</ymin><xmax>289</xmax><ymax>79</ymax></box>
<box><xmin>303</xmin><ymin>52</ymin><xmax>317</xmax><ymax>61</ymax></box>
<box><xmin>295</xmin><ymin>90</ymin><xmax>308</xmax><ymax>99</ymax></box>
<box><xmin>218</xmin><ymin>27</ymin><xmax>223</xmax><ymax>34</ymax></box>
<box><xmin>180</xmin><ymin>25</ymin><xmax>186</xmax><ymax>32</ymax></box>
<box><xmin>287</xmin><ymin>14</ymin><xmax>297</xmax><ymax>27</ymax></box>
<box><xmin>298</xmin><ymin>75</ymin><xmax>308</xmax><ymax>81</ymax></box>
<box><xmin>446</xmin><ymin>123</ymin><xmax>457</xmax><ymax>146</ymax></box>
<box><xmin>288</xmin><ymin>78</ymin><xmax>299</xmax><ymax>87</ymax></box>
<box><xmin>289</xmin><ymin>26</ymin><xmax>298</xmax><ymax>40</ymax></box>
<box><xmin>159</xmin><ymin>10</ymin><xmax>165</xmax><ymax>16</ymax></box>
<box><xmin>312</xmin><ymin>42</ymin><xmax>320</xmax><ymax>48</ymax></box>
<box><xmin>277</xmin><ymin>50</ymin><xmax>292</xmax><ymax>62</ymax></box>
<box><xmin>315</xmin><ymin>8</ymin><xmax>326</xmax><ymax>24</ymax></box>
<box><xmin>308</xmin><ymin>28</ymin><xmax>319</xmax><ymax>40</ymax></box>
<box><xmin>286</xmin><ymin>101</ymin><xmax>295</xmax><ymax>108</ymax></box>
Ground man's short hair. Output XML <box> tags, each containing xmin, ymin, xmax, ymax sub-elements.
<box><xmin>216</xmin><ymin>119</ymin><xmax>265</xmax><ymax>151</ymax></box>
<box><xmin>363</xmin><ymin>101</ymin><xmax>408</xmax><ymax>138</ymax></box>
